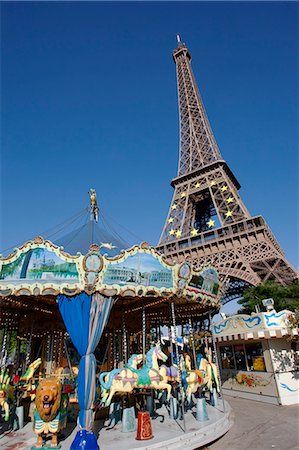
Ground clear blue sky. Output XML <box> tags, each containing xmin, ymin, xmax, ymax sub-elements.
<box><xmin>1</xmin><ymin>2</ymin><xmax>298</xmax><ymax>270</ymax></box>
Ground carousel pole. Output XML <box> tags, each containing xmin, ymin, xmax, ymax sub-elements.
<box><xmin>188</xmin><ymin>318</ymin><xmax>198</xmax><ymax>370</ymax></box>
<box><xmin>0</xmin><ymin>325</ymin><xmax>8</xmax><ymax>368</ymax></box>
<box><xmin>45</xmin><ymin>333</ymin><xmax>52</xmax><ymax>375</ymax></box>
<box><xmin>25</xmin><ymin>322</ymin><xmax>34</xmax><ymax>366</ymax></box>
<box><xmin>208</xmin><ymin>311</ymin><xmax>226</xmax><ymax>412</ymax></box>
<box><xmin>168</xmin><ymin>303</ymin><xmax>174</xmax><ymax>366</ymax></box>
<box><xmin>122</xmin><ymin>314</ymin><xmax>127</xmax><ymax>365</ymax></box>
<box><xmin>5</xmin><ymin>329</ymin><xmax>12</xmax><ymax>365</ymax></box>
<box><xmin>64</xmin><ymin>337</ymin><xmax>74</xmax><ymax>379</ymax></box>
<box><xmin>49</xmin><ymin>332</ymin><xmax>54</xmax><ymax>374</ymax></box>
<box><xmin>155</xmin><ymin>324</ymin><xmax>158</xmax><ymax>342</ymax></box>
<box><xmin>112</xmin><ymin>332</ymin><xmax>116</xmax><ymax>369</ymax></box>
<box><xmin>142</xmin><ymin>305</ymin><xmax>146</xmax><ymax>364</ymax></box>
<box><xmin>170</xmin><ymin>300</ymin><xmax>186</xmax><ymax>432</ymax></box>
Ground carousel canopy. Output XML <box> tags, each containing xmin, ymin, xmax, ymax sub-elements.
<box><xmin>55</xmin><ymin>221</ymin><xmax>127</xmax><ymax>257</ymax></box>
<box><xmin>0</xmin><ymin>237</ymin><xmax>220</xmax><ymax>303</ymax></box>
<box><xmin>0</xmin><ymin>236</ymin><xmax>222</xmax><ymax>331</ymax></box>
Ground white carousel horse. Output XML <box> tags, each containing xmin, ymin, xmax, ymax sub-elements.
<box><xmin>99</xmin><ymin>344</ymin><xmax>172</xmax><ymax>407</ymax></box>
<box><xmin>140</xmin><ymin>344</ymin><xmax>171</xmax><ymax>400</ymax></box>
<box><xmin>99</xmin><ymin>353</ymin><xmax>143</xmax><ymax>406</ymax></box>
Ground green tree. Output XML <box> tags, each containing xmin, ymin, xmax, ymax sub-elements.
<box><xmin>237</xmin><ymin>281</ymin><xmax>299</xmax><ymax>314</ymax></box>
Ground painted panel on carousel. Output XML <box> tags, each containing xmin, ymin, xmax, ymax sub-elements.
<box><xmin>0</xmin><ymin>248</ymin><xmax>79</xmax><ymax>283</ymax></box>
<box><xmin>0</xmin><ymin>237</ymin><xmax>84</xmax><ymax>296</ymax></box>
<box><xmin>187</xmin><ymin>267</ymin><xmax>219</xmax><ymax>298</ymax></box>
<box><xmin>102</xmin><ymin>251</ymin><xmax>174</xmax><ymax>289</ymax></box>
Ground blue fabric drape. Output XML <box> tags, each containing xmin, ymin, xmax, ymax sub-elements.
<box><xmin>59</xmin><ymin>292</ymin><xmax>91</xmax><ymax>355</ymax></box>
<box><xmin>58</xmin><ymin>292</ymin><xmax>113</xmax><ymax>433</ymax></box>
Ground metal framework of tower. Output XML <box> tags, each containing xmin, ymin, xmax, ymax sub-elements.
<box><xmin>157</xmin><ymin>40</ymin><xmax>298</xmax><ymax>303</ymax></box>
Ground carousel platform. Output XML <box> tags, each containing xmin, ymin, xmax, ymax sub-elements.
<box><xmin>0</xmin><ymin>401</ymin><xmax>233</xmax><ymax>450</ymax></box>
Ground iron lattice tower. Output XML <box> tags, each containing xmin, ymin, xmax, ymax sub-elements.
<box><xmin>157</xmin><ymin>40</ymin><xmax>298</xmax><ymax>302</ymax></box>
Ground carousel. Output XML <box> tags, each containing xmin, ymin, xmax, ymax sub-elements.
<box><xmin>0</xmin><ymin>192</ymin><xmax>232</xmax><ymax>450</ymax></box>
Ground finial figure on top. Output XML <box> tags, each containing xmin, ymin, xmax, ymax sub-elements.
<box><xmin>88</xmin><ymin>188</ymin><xmax>99</xmax><ymax>223</ymax></box>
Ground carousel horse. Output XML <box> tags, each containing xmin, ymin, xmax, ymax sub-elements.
<box><xmin>161</xmin><ymin>353</ymin><xmax>206</xmax><ymax>403</ymax></box>
<box><xmin>19</xmin><ymin>358</ymin><xmax>42</xmax><ymax>401</ymax></box>
<box><xmin>20</xmin><ymin>358</ymin><xmax>42</xmax><ymax>383</ymax></box>
<box><xmin>99</xmin><ymin>353</ymin><xmax>143</xmax><ymax>406</ymax></box>
<box><xmin>178</xmin><ymin>354</ymin><xmax>207</xmax><ymax>404</ymax></box>
<box><xmin>131</xmin><ymin>344</ymin><xmax>171</xmax><ymax>400</ymax></box>
<box><xmin>99</xmin><ymin>344</ymin><xmax>172</xmax><ymax>407</ymax></box>
<box><xmin>197</xmin><ymin>353</ymin><xmax>220</xmax><ymax>393</ymax></box>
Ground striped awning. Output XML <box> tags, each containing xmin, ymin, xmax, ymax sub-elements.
<box><xmin>214</xmin><ymin>327</ymin><xmax>298</xmax><ymax>343</ymax></box>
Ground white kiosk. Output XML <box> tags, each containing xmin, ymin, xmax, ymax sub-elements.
<box><xmin>212</xmin><ymin>304</ymin><xmax>298</xmax><ymax>405</ymax></box>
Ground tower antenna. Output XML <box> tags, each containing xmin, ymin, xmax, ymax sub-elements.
<box><xmin>176</xmin><ymin>34</ymin><xmax>181</xmax><ymax>44</ymax></box>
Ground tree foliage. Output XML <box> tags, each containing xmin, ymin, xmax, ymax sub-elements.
<box><xmin>237</xmin><ymin>281</ymin><xmax>299</xmax><ymax>315</ymax></box>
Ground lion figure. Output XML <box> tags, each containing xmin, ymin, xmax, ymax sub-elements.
<box><xmin>33</xmin><ymin>377</ymin><xmax>65</xmax><ymax>448</ymax></box>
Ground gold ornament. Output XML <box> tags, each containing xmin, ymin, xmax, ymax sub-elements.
<box><xmin>225</xmin><ymin>210</ymin><xmax>233</xmax><ymax>218</ymax></box>
<box><xmin>169</xmin><ymin>229</ymin><xmax>175</xmax><ymax>235</ymax></box>
<box><xmin>168</xmin><ymin>218</ymin><xmax>174</xmax><ymax>223</ymax></box>
<box><xmin>191</xmin><ymin>229</ymin><xmax>199</xmax><ymax>236</ymax></box>
<box><xmin>226</xmin><ymin>197</ymin><xmax>234</xmax><ymax>203</ymax></box>
<box><xmin>207</xmin><ymin>219</ymin><xmax>215</xmax><ymax>228</ymax></box>
<box><xmin>171</xmin><ymin>204</ymin><xmax>177</xmax><ymax>210</ymax></box>
<box><xmin>221</xmin><ymin>185</ymin><xmax>228</xmax><ymax>192</ymax></box>
<box><xmin>175</xmin><ymin>230</ymin><xmax>182</xmax><ymax>238</ymax></box>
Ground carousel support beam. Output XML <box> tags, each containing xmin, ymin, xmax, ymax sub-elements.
<box><xmin>142</xmin><ymin>306</ymin><xmax>146</xmax><ymax>364</ymax></box>
<box><xmin>45</xmin><ymin>333</ymin><xmax>54</xmax><ymax>375</ymax></box>
<box><xmin>0</xmin><ymin>325</ymin><xmax>8</xmax><ymax>368</ymax></box>
<box><xmin>5</xmin><ymin>329</ymin><xmax>13</xmax><ymax>366</ymax></box>
<box><xmin>113</xmin><ymin>332</ymin><xmax>117</xmax><ymax>369</ymax></box>
<box><xmin>170</xmin><ymin>300</ymin><xmax>186</xmax><ymax>432</ymax></box>
<box><xmin>64</xmin><ymin>337</ymin><xmax>74</xmax><ymax>379</ymax></box>
<box><xmin>25</xmin><ymin>322</ymin><xmax>34</xmax><ymax>366</ymax></box>
<box><xmin>15</xmin><ymin>333</ymin><xmax>21</xmax><ymax>370</ymax></box>
<box><xmin>188</xmin><ymin>318</ymin><xmax>198</xmax><ymax>370</ymax></box>
<box><xmin>208</xmin><ymin>311</ymin><xmax>226</xmax><ymax>412</ymax></box>
<box><xmin>122</xmin><ymin>315</ymin><xmax>128</xmax><ymax>365</ymax></box>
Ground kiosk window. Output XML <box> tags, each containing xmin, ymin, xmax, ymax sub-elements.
<box><xmin>220</xmin><ymin>345</ymin><xmax>235</xmax><ymax>369</ymax></box>
<box><xmin>245</xmin><ymin>343</ymin><xmax>266</xmax><ymax>371</ymax></box>
<box><xmin>234</xmin><ymin>344</ymin><xmax>247</xmax><ymax>370</ymax></box>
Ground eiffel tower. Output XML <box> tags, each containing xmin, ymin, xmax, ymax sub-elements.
<box><xmin>156</xmin><ymin>38</ymin><xmax>298</xmax><ymax>302</ymax></box>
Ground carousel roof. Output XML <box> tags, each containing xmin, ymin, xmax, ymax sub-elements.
<box><xmin>55</xmin><ymin>221</ymin><xmax>127</xmax><ymax>257</ymax></box>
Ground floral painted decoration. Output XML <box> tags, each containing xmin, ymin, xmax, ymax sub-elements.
<box><xmin>233</xmin><ymin>372</ymin><xmax>270</xmax><ymax>388</ymax></box>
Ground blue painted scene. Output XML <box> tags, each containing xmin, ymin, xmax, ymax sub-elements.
<box><xmin>0</xmin><ymin>248</ymin><xmax>78</xmax><ymax>283</ymax></box>
<box><xmin>103</xmin><ymin>252</ymin><xmax>173</xmax><ymax>288</ymax></box>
